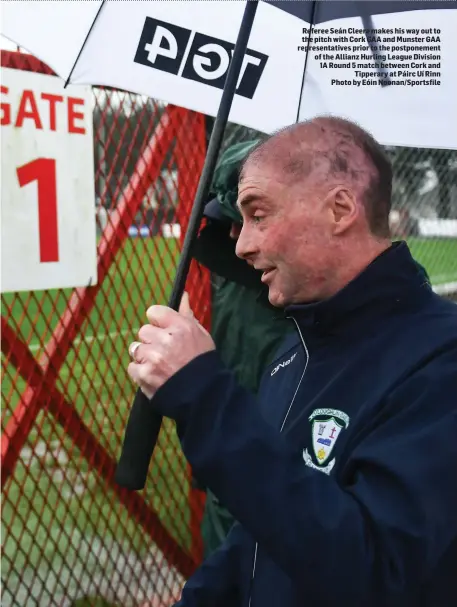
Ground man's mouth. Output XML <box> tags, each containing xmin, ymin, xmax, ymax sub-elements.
<box><xmin>261</xmin><ymin>268</ymin><xmax>276</xmax><ymax>283</ymax></box>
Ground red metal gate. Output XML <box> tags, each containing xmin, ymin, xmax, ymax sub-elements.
<box><xmin>1</xmin><ymin>50</ymin><xmax>210</xmax><ymax>607</ymax></box>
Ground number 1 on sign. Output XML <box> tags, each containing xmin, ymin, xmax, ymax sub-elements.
<box><xmin>16</xmin><ymin>158</ymin><xmax>59</xmax><ymax>263</ymax></box>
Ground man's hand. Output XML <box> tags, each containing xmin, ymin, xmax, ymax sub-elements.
<box><xmin>127</xmin><ymin>292</ymin><xmax>215</xmax><ymax>400</ymax></box>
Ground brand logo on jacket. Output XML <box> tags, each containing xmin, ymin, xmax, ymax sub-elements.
<box><xmin>303</xmin><ymin>409</ymin><xmax>350</xmax><ymax>475</ymax></box>
<box><xmin>271</xmin><ymin>352</ymin><xmax>297</xmax><ymax>376</ymax></box>
<box><xmin>134</xmin><ymin>18</ymin><xmax>268</xmax><ymax>99</ymax></box>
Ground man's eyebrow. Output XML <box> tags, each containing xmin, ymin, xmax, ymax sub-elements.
<box><xmin>236</xmin><ymin>194</ymin><xmax>262</xmax><ymax>212</ymax></box>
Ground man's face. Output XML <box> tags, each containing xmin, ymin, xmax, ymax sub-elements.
<box><xmin>235</xmin><ymin>162</ymin><xmax>338</xmax><ymax>307</ymax></box>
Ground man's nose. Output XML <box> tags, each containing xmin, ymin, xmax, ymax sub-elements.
<box><xmin>235</xmin><ymin>224</ymin><xmax>257</xmax><ymax>260</ymax></box>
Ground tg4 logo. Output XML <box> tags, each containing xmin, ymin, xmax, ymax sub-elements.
<box><xmin>134</xmin><ymin>17</ymin><xmax>269</xmax><ymax>99</ymax></box>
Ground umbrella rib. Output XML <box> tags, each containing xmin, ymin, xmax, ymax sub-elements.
<box><xmin>295</xmin><ymin>0</ymin><xmax>320</xmax><ymax>123</ymax></box>
<box><xmin>64</xmin><ymin>0</ymin><xmax>107</xmax><ymax>88</ymax></box>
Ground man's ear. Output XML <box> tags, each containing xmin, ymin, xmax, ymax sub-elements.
<box><xmin>330</xmin><ymin>187</ymin><xmax>359</xmax><ymax>235</ymax></box>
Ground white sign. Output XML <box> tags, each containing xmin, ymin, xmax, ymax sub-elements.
<box><xmin>1</xmin><ymin>67</ymin><xmax>97</xmax><ymax>293</ymax></box>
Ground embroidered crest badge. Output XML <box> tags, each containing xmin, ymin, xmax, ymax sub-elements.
<box><xmin>303</xmin><ymin>408</ymin><xmax>350</xmax><ymax>475</ymax></box>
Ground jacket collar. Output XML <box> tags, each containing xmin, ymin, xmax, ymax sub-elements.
<box><xmin>285</xmin><ymin>241</ymin><xmax>432</xmax><ymax>333</ymax></box>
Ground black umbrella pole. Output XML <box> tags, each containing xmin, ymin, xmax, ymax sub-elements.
<box><xmin>115</xmin><ymin>0</ymin><xmax>259</xmax><ymax>491</ymax></box>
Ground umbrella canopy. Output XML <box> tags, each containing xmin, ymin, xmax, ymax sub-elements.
<box><xmin>2</xmin><ymin>0</ymin><xmax>456</xmax><ymax>149</ymax></box>
<box><xmin>267</xmin><ymin>0</ymin><xmax>456</xmax><ymax>24</ymax></box>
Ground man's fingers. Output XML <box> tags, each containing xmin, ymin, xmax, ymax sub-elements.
<box><xmin>146</xmin><ymin>292</ymin><xmax>194</xmax><ymax>327</ymax></box>
<box><xmin>179</xmin><ymin>291</ymin><xmax>212</xmax><ymax>337</ymax></box>
<box><xmin>128</xmin><ymin>355</ymin><xmax>158</xmax><ymax>382</ymax></box>
<box><xmin>138</xmin><ymin>324</ymin><xmax>171</xmax><ymax>345</ymax></box>
<box><xmin>127</xmin><ymin>360</ymin><xmax>155</xmax><ymax>399</ymax></box>
<box><xmin>129</xmin><ymin>341</ymin><xmax>142</xmax><ymax>361</ymax></box>
<box><xmin>128</xmin><ymin>340</ymin><xmax>164</xmax><ymax>365</ymax></box>
<box><xmin>146</xmin><ymin>304</ymin><xmax>182</xmax><ymax>328</ymax></box>
<box><xmin>127</xmin><ymin>360</ymin><xmax>141</xmax><ymax>384</ymax></box>
<box><xmin>179</xmin><ymin>291</ymin><xmax>194</xmax><ymax>319</ymax></box>
<box><xmin>129</xmin><ymin>341</ymin><xmax>147</xmax><ymax>363</ymax></box>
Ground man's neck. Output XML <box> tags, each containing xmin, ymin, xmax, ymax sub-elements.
<box><xmin>324</xmin><ymin>238</ymin><xmax>392</xmax><ymax>300</ymax></box>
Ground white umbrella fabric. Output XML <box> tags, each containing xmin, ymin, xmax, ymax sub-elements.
<box><xmin>2</xmin><ymin>0</ymin><xmax>457</xmax><ymax>149</ymax></box>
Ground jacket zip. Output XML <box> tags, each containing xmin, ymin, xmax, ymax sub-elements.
<box><xmin>248</xmin><ymin>317</ymin><xmax>310</xmax><ymax>606</ymax></box>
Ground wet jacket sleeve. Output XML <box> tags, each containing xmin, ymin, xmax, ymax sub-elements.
<box><xmin>173</xmin><ymin>522</ymin><xmax>246</xmax><ymax>606</ymax></box>
<box><xmin>154</xmin><ymin>347</ymin><xmax>457</xmax><ymax>605</ymax></box>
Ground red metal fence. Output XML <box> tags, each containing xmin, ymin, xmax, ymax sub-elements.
<box><xmin>1</xmin><ymin>50</ymin><xmax>210</xmax><ymax>607</ymax></box>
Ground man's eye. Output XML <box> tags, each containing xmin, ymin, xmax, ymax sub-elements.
<box><xmin>252</xmin><ymin>215</ymin><xmax>264</xmax><ymax>224</ymax></box>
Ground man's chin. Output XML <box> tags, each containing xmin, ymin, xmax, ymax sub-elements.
<box><xmin>267</xmin><ymin>286</ymin><xmax>287</xmax><ymax>308</ymax></box>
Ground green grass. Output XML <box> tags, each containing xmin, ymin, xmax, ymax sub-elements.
<box><xmin>1</xmin><ymin>237</ymin><xmax>190</xmax><ymax>605</ymax></box>
<box><xmin>70</xmin><ymin>598</ymin><xmax>119</xmax><ymax>607</ymax></box>
<box><xmin>71</xmin><ymin>599</ymin><xmax>119</xmax><ymax>607</ymax></box>
<box><xmin>406</xmin><ymin>237</ymin><xmax>457</xmax><ymax>285</ymax></box>
<box><xmin>1</xmin><ymin>236</ymin><xmax>181</xmax><ymax>347</ymax></box>
<box><xmin>1</xmin><ymin>234</ymin><xmax>455</xmax><ymax>605</ymax></box>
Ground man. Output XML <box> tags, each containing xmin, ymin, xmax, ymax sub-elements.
<box><xmin>128</xmin><ymin>116</ymin><xmax>457</xmax><ymax>606</ymax></box>
<box><xmin>193</xmin><ymin>139</ymin><xmax>293</xmax><ymax>557</ymax></box>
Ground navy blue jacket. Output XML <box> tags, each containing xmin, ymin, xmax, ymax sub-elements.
<box><xmin>153</xmin><ymin>241</ymin><xmax>457</xmax><ymax>607</ymax></box>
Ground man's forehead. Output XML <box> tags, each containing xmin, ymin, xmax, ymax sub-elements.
<box><xmin>240</xmin><ymin>120</ymin><xmax>356</xmax><ymax>178</ymax></box>
<box><xmin>239</xmin><ymin>162</ymin><xmax>271</xmax><ymax>183</ymax></box>
<box><xmin>238</xmin><ymin>167</ymin><xmax>291</xmax><ymax>205</ymax></box>
<box><xmin>237</xmin><ymin>172</ymin><xmax>270</xmax><ymax>204</ymax></box>
<box><xmin>236</xmin><ymin>165</ymin><xmax>279</xmax><ymax>211</ymax></box>
<box><xmin>239</xmin><ymin>148</ymin><xmax>319</xmax><ymax>195</ymax></box>
<box><xmin>240</xmin><ymin>156</ymin><xmax>299</xmax><ymax>185</ymax></box>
